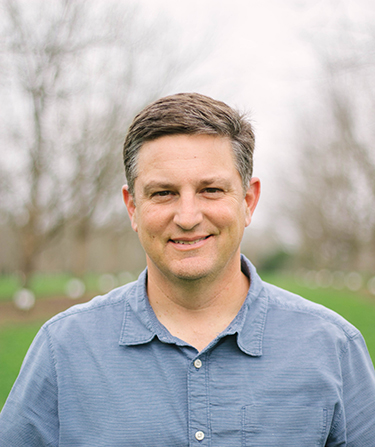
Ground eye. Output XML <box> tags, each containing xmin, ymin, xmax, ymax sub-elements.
<box><xmin>154</xmin><ymin>190</ymin><xmax>172</xmax><ymax>196</ymax></box>
<box><xmin>150</xmin><ymin>190</ymin><xmax>175</xmax><ymax>201</ymax></box>
<box><xmin>204</xmin><ymin>188</ymin><xmax>221</xmax><ymax>193</ymax></box>
<box><xmin>202</xmin><ymin>187</ymin><xmax>225</xmax><ymax>197</ymax></box>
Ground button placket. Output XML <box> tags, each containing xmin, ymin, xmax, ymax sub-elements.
<box><xmin>188</xmin><ymin>355</ymin><xmax>208</xmax><ymax>445</ymax></box>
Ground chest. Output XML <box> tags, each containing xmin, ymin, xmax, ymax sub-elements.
<box><xmin>56</xmin><ymin>335</ymin><xmax>339</xmax><ymax>446</ymax></box>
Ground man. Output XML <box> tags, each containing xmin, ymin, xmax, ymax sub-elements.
<box><xmin>1</xmin><ymin>93</ymin><xmax>374</xmax><ymax>446</ymax></box>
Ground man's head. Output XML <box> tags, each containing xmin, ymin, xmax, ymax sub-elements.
<box><xmin>123</xmin><ymin>92</ymin><xmax>255</xmax><ymax>197</ymax></box>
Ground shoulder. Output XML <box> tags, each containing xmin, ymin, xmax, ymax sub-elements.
<box><xmin>262</xmin><ymin>281</ymin><xmax>359</xmax><ymax>340</ymax></box>
<box><xmin>41</xmin><ymin>280</ymin><xmax>138</xmax><ymax>334</ymax></box>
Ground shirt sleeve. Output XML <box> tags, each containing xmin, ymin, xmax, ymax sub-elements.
<box><xmin>0</xmin><ymin>325</ymin><xmax>59</xmax><ymax>446</ymax></box>
<box><xmin>328</xmin><ymin>332</ymin><xmax>375</xmax><ymax>446</ymax></box>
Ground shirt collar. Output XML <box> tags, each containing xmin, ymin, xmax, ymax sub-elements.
<box><xmin>119</xmin><ymin>255</ymin><xmax>268</xmax><ymax>356</ymax></box>
<box><xmin>230</xmin><ymin>256</ymin><xmax>268</xmax><ymax>356</ymax></box>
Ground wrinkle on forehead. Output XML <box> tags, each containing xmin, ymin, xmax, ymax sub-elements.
<box><xmin>134</xmin><ymin>134</ymin><xmax>241</xmax><ymax>195</ymax></box>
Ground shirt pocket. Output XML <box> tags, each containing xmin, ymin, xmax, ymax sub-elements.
<box><xmin>209</xmin><ymin>404</ymin><xmax>244</xmax><ymax>447</ymax></box>
<box><xmin>242</xmin><ymin>404</ymin><xmax>328</xmax><ymax>447</ymax></box>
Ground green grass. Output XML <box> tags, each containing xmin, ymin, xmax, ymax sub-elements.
<box><xmin>1</xmin><ymin>273</ymin><xmax>374</xmax><ymax>410</ymax></box>
<box><xmin>0</xmin><ymin>272</ymin><xmax>138</xmax><ymax>302</ymax></box>
<box><xmin>0</xmin><ymin>273</ymin><xmax>74</xmax><ymax>302</ymax></box>
<box><xmin>0</xmin><ymin>322</ymin><xmax>43</xmax><ymax>409</ymax></box>
<box><xmin>0</xmin><ymin>275</ymin><xmax>21</xmax><ymax>302</ymax></box>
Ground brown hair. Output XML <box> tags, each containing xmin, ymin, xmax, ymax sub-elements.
<box><xmin>123</xmin><ymin>92</ymin><xmax>255</xmax><ymax>196</ymax></box>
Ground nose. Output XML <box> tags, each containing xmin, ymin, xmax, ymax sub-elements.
<box><xmin>173</xmin><ymin>192</ymin><xmax>203</xmax><ymax>230</ymax></box>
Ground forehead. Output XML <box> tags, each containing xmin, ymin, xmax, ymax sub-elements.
<box><xmin>132</xmin><ymin>135</ymin><xmax>245</xmax><ymax>197</ymax></box>
<box><xmin>136</xmin><ymin>134</ymin><xmax>237</xmax><ymax>172</ymax></box>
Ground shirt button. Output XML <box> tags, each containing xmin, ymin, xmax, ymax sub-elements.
<box><xmin>195</xmin><ymin>430</ymin><xmax>205</xmax><ymax>441</ymax></box>
<box><xmin>194</xmin><ymin>359</ymin><xmax>202</xmax><ymax>369</ymax></box>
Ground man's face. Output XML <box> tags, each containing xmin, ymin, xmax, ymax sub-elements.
<box><xmin>123</xmin><ymin>134</ymin><xmax>260</xmax><ymax>285</ymax></box>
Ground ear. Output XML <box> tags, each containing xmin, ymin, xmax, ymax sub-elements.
<box><xmin>244</xmin><ymin>177</ymin><xmax>261</xmax><ymax>227</ymax></box>
<box><xmin>122</xmin><ymin>185</ymin><xmax>138</xmax><ymax>232</ymax></box>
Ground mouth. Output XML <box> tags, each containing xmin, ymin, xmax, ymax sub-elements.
<box><xmin>170</xmin><ymin>236</ymin><xmax>211</xmax><ymax>246</ymax></box>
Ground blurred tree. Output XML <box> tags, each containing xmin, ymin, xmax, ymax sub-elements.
<box><xmin>0</xmin><ymin>0</ymin><xmax>202</xmax><ymax>282</ymax></box>
<box><xmin>287</xmin><ymin>5</ymin><xmax>375</xmax><ymax>270</ymax></box>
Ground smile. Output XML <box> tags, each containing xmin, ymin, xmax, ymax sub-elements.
<box><xmin>170</xmin><ymin>236</ymin><xmax>210</xmax><ymax>245</ymax></box>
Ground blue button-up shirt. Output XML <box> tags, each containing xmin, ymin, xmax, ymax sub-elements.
<box><xmin>1</xmin><ymin>256</ymin><xmax>375</xmax><ymax>446</ymax></box>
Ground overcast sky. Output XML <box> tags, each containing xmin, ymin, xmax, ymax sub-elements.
<box><xmin>136</xmin><ymin>0</ymin><xmax>374</xmax><ymax>235</ymax></box>
<box><xmin>3</xmin><ymin>0</ymin><xmax>373</xmax><ymax>240</ymax></box>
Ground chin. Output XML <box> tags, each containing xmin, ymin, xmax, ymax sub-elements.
<box><xmin>166</xmin><ymin>260</ymin><xmax>218</xmax><ymax>283</ymax></box>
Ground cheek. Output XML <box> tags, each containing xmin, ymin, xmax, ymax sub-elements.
<box><xmin>212</xmin><ymin>203</ymin><xmax>245</xmax><ymax>228</ymax></box>
<box><xmin>138</xmin><ymin>207</ymin><xmax>171</xmax><ymax>236</ymax></box>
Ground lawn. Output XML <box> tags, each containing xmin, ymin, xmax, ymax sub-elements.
<box><xmin>1</xmin><ymin>273</ymin><xmax>375</xmax><ymax>410</ymax></box>
<box><xmin>0</xmin><ymin>272</ymin><xmax>103</xmax><ymax>302</ymax></box>
<box><xmin>0</xmin><ymin>322</ymin><xmax>43</xmax><ymax>410</ymax></box>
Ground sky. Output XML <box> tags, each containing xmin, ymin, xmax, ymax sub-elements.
<box><xmin>2</xmin><ymin>0</ymin><xmax>374</xmax><ymax>242</ymax></box>
<box><xmin>135</xmin><ymin>0</ymin><xmax>326</xmax><ymax>232</ymax></box>
<box><xmin>135</xmin><ymin>0</ymin><xmax>374</xmax><ymax>240</ymax></box>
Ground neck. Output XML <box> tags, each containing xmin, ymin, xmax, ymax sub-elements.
<box><xmin>146</xmin><ymin>257</ymin><xmax>250</xmax><ymax>351</ymax></box>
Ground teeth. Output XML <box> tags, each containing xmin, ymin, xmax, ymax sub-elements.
<box><xmin>174</xmin><ymin>237</ymin><xmax>206</xmax><ymax>245</ymax></box>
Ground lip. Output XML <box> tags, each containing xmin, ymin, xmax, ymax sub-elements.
<box><xmin>169</xmin><ymin>235</ymin><xmax>211</xmax><ymax>249</ymax></box>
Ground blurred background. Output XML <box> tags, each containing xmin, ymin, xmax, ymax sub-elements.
<box><xmin>1</xmin><ymin>0</ymin><xmax>375</xmax><ymax>406</ymax></box>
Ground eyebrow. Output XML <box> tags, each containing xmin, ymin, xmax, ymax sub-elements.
<box><xmin>143</xmin><ymin>181</ymin><xmax>176</xmax><ymax>195</ymax></box>
<box><xmin>199</xmin><ymin>177</ymin><xmax>231</xmax><ymax>187</ymax></box>
<box><xmin>143</xmin><ymin>177</ymin><xmax>232</xmax><ymax>195</ymax></box>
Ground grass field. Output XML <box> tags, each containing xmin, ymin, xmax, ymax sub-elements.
<box><xmin>0</xmin><ymin>322</ymin><xmax>44</xmax><ymax>410</ymax></box>
<box><xmin>0</xmin><ymin>272</ymin><xmax>105</xmax><ymax>302</ymax></box>
<box><xmin>1</xmin><ymin>273</ymin><xmax>375</xmax><ymax>410</ymax></box>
